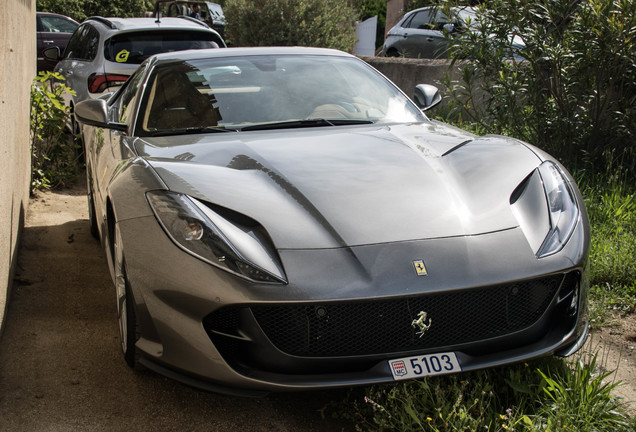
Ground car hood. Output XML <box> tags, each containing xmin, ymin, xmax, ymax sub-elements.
<box><xmin>135</xmin><ymin>122</ymin><xmax>541</xmax><ymax>249</ymax></box>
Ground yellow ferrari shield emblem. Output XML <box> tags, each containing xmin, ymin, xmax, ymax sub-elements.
<box><xmin>413</xmin><ymin>259</ymin><xmax>428</xmax><ymax>276</ymax></box>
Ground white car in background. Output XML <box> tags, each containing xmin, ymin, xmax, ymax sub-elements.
<box><xmin>45</xmin><ymin>15</ymin><xmax>225</xmax><ymax>139</ymax></box>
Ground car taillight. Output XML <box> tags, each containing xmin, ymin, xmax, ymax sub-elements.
<box><xmin>87</xmin><ymin>73</ymin><xmax>129</xmax><ymax>93</ymax></box>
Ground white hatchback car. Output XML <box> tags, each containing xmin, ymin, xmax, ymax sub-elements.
<box><xmin>46</xmin><ymin>16</ymin><xmax>225</xmax><ymax>137</ymax></box>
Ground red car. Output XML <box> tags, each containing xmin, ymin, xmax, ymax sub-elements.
<box><xmin>37</xmin><ymin>12</ymin><xmax>79</xmax><ymax>72</ymax></box>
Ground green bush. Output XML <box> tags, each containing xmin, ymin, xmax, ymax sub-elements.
<box><xmin>439</xmin><ymin>0</ymin><xmax>636</xmax><ymax>176</ymax></box>
<box><xmin>223</xmin><ymin>0</ymin><xmax>358</xmax><ymax>51</ymax></box>
<box><xmin>36</xmin><ymin>0</ymin><xmax>153</xmax><ymax>22</ymax></box>
<box><xmin>30</xmin><ymin>72</ymin><xmax>78</xmax><ymax>192</ymax></box>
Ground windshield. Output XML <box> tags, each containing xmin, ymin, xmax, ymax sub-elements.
<box><xmin>139</xmin><ymin>54</ymin><xmax>426</xmax><ymax>134</ymax></box>
<box><xmin>104</xmin><ymin>31</ymin><xmax>221</xmax><ymax>64</ymax></box>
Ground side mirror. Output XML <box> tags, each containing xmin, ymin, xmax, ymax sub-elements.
<box><xmin>443</xmin><ymin>23</ymin><xmax>455</xmax><ymax>33</ymax></box>
<box><xmin>75</xmin><ymin>99</ymin><xmax>127</xmax><ymax>132</ymax></box>
<box><xmin>43</xmin><ymin>46</ymin><xmax>61</xmax><ymax>61</ymax></box>
<box><xmin>413</xmin><ymin>84</ymin><xmax>442</xmax><ymax>111</ymax></box>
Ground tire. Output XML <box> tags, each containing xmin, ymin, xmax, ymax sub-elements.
<box><xmin>114</xmin><ymin>223</ymin><xmax>141</xmax><ymax>369</ymax></box>
<box><xmin>386</xmin><ymin>48</ymin><xmax>401</xmax><ymax>58</ymax></box>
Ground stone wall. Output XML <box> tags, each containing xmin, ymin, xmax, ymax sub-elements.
<box><xmin>0</xmin><ymin>0</ymin><xmax>35</xmax><ymax>333</ymax></box>
<box><xmin>361</xmin><ymin>56</ymin><xmax>478</xmax><ymax>115</ymax></box>
<box><xmin>363</xmin><ymin>56</ymin><xmax>454</xmax><ymax>95</ymax></box>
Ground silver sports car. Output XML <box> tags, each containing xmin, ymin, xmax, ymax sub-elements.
<box><xmin>75</xmin><ymin>47</ymin><xmax>589</xmax><ymax>395</ymax></box>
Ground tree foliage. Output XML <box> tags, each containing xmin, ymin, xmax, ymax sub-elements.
<box><xmin>36</xmin><ymin>0</ymin><xmax>153</xmax><ymax>22</ymax></box>
<box><xmin>223</xmin><ymin>0</ymin><xmax>358</xmax><ymax>52</ymax></box>
<box><xmin>440</xmin><ymin>0</ymin><xmax>636</xmax><ymax>175</ymax></box>
<box><xmin>30</xmin><ymin>73</ymin><xmax>79</xmax><ymax>191</ymax></box>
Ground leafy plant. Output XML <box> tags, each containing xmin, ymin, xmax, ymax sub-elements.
<box><xmin>334</xmin><ymin>356</ymin><xmax>630</xmax><ymax>431</ymax></box>
<box><xmin>223</xmin><ymin>0</ymin><xmax>358</xmax><ymax>51</ymax></box>
<box><xmin>439</xmin><ymin>0</ymin><xmax>636</xmax><ymax>176</ymax></box>
<box><xmin>30</xmin><ymin>72</ymin><xmax>78</xmax><ymax>192</ymax></box>
<box><xmin>36</xmin><ymin>0</ymin><xmax>153</xmax><ymax>22</ymax></box>
<box><xmin>532</xmin><ymin>355</ymin><xmax>628</xmax><ymax>431</ymax></box>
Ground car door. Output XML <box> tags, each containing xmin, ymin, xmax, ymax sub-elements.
<box><xmin>399</xmin><ymin>8</ymin><xmax>446</xmax><ymax>58</ymax></box>
<box><xmin>426</xmin><ymin>9</ymin><xmax>454</xmax><ymax>59</ymax></box>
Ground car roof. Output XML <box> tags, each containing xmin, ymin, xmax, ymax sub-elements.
<box><xmin>85</xmin><ymin>16</ymin><xmax>212</xmax><ymax>33</ymax></box>
<box><xmin>404</xmin><ymin>5</ymin><xmax>475</xmax><ymax>15</ymax></box>
<box><xmin>147</xmin><ymin>46</ymin><xmax>353</xmax><ymax>65</ymax></box>
<box><xmin>36</xmin><ymin>11</ymin><xmax>78</xmax><ymax>21</ymax></box>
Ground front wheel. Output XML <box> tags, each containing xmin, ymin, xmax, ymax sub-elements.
<box><xmin>114</xmin><ymin>223</ymin><xmax>141</xmax><ymax>369</ymax></box>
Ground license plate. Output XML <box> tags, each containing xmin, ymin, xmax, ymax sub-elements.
<box><xmin>389</xmin><ymin>352</ymin><xmax>461</xmax><ymax>380</ymax></box>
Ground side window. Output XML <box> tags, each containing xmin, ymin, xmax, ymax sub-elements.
<box><xmin>63</xmin><ymin>24</ymin><xmax>100</xmax><ymax>61</ymax></box>
<box><xmin>406</xmin><ymin>10</ymin><xmax>435</xmax><ymax>30</ymax></box>
<box><xmin>63</xmin><ymin>25</ymin><xmax>86</xmax><ymax>60</ymax></box>
<box><xmin>431</xmin><ymin>11</ymin><xmax>451</xmax><ymax>30</ymax></box>
<box><xmin>41</xmin><ymin>16</ymin><xmax>78</xmax><ymax>33</ymax></box>
<box><xmin>85</xmin><ymin>25</ymin><xmax>101</xmax><ymax>61</ymax></box>
<box><xmin>117</xmin><ymin>69</ymin><xmax>146</xmax><ymax>124</ymax></box>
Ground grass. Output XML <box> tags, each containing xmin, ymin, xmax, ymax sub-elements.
<box><xmin>334</xmin><ymin>354</ymin><xmax>631</xmax><ymax>431</ymax></box>
<box><xmin>579</xmin><ymin>171</ymin><xmax>636</xmax><ymax>327</ymax></box>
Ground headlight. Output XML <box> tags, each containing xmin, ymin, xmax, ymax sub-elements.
<box><xmin>511</xmin><ymin>161</ymin><xmax>580</xmax><ymax>258</ymax></box>
<box><xmin>536</xmin><ymin>161</ymin><xmax>580</xmax><ymax>257</ymax></box>
<box><xmin>146</xmin><ymin>191</ymin><xmax>287</xmax><ymax>284</ymax></box>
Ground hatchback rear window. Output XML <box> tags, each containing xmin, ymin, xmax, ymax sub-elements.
<box><xmin>104</xmin><ymin>30</ymin><xmax>221</xmax><ymax>64</ymax></box>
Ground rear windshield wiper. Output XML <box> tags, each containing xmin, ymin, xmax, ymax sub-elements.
<box><xmin>241</xmin><ymin>119</ymin><xmax>374</xmax><ymax>132</ymax></box>
<box><xmin>145</xmin><ymin>126</ymin><xmax>238</xmax><ymax>137</ymax></box>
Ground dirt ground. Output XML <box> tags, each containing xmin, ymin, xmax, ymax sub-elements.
<box><xmin>587</xmin><ymin>313</ymin><xmax>636</xmax><ymax>415</ymax></box>
<box><xmin>1</xmin><ymin>180</ymin><xmax>635</xmax><ymax>429</ymax></box>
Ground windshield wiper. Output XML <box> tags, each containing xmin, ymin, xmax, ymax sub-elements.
<box><xmin>146</xmin><ymin>126</ymin><xmax>238</xmax><ymax>137</ymax></box>
<box><xmin>241</xmin><ymin>119</ymin><xmax>373</xmax><ymax>131</ymax></box>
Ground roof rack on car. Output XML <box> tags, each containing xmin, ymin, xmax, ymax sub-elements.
<box><xmin>85</xmin><ymin>16</ymin><xmax>117</xmax><ymax>29</ymax></box>
<box><xmin>176</xmin><ymin>15</ymin><xmax>210</xmax><ymax>29</ymax></box>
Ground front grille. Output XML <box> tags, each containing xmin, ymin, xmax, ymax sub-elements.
<box><xmin>205</xmin><ymin>274</ymin><xmax>566</xmax><ymax>358</ymax></box>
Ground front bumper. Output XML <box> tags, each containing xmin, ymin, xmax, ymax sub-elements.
<box><xmin>117</xmin><ymin>214</ymin><xmax>589</xmax><ymax>393</ymax></box>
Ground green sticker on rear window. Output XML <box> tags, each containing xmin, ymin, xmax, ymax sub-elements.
<box><xmin>116</xmin><ymin>49</ymin><xmax>130</xmax><ymax>63</ymax></box>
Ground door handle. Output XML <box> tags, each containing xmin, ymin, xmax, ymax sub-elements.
<box><xmin>44</xmin><ymin>40</ymin><xmax>55</xmax><ymax>44</ymax></box>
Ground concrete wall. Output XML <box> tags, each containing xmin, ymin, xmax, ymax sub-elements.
<box><xmin>0</xmin><ymin>0</ymin><xmax>35</xmax><ymax>334</ymax></box>
<box><xmin>362</xmin><ymin>56</ymin><xmax>474</xmax><ymax>115</ymax></box>
<box><xmin>363</xmin><ymin>56</ymin><xmax>454</xmax><ymax>95</ymax></box>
